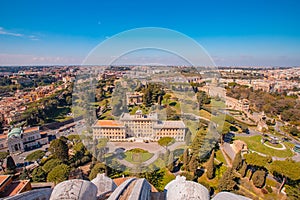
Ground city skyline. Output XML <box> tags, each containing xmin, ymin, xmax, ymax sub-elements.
<box><xmin>1</xmin><ymin>0</ymin><xmax>300</xmax><ymax>66</ymax></box>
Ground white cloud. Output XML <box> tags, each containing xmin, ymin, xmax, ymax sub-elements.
<box><xmin>0</xmin><ymin>27</ymin><xmax>40</xmax><ymax>40</ymax></box>
<box><xmin>0</xmin><ymin>27</ymin><xmax>23</xmax><ymax>37</ymax></box>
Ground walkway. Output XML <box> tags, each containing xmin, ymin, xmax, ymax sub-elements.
<box><xmin>263</xmin><ymin>142</ymin><xmax>286</xmax><ymax>150</ymax></box>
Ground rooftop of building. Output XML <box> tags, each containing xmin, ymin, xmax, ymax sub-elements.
<box><xmin>0</xmin><ymin>177</ymin><xmax>31</xmax><ymax>198</ymax></box>
<box><xmin>94</xmin><ymin>120</ymin><xmax>125</xmax><ymax>128</ymax></box>
<box><xmin>154</xmin><ymin>121</ymin><xmax>186</xmax><ymax>129</ymax></box>
<box><xmin>23</xmin><ymin>127</ymin><xmax>39</xmax><ymax>133</ymax></box>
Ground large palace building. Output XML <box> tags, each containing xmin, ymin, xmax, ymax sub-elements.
<box><xmin>92</xmin><ymin>110</ymin><xmax>186</xmax><ymax>142</ymax></box>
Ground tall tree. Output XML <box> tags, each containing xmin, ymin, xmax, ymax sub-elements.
<box><xmin>183</xmin><ymin>149</ymin><xmax>189</xmax><ymax>170</ymax></box>
<box><xmin>269</xmin><ymin>160</ymin><xmax>300</xmax><ymax>193</ymax></box>
<box><xmin>6</xmin><ymin>155</ymin><xmax>16</xmax><ymax>173</ymax></box>
<box><xmin>239</xmin><ymin>161</ymin><xmax>248</xmax><ymax>177</ymax></box>
<box><xmin>196</xmin><ymin>91</ymin><xmax>210</xmax><ymax>110</ymax></box>
<box><xmin>0</xmin><ymin>152</ymin><xmax>9</xmax><ymax>171</ymax></box>
<box><xmin>49</xmin><ymin>139</ymin><xmax>69</xmax><ymax>162</ymax></box>
<box><xmin>188</xmin><ymin>154</ymin><xmax>199</xmax><ymax>174</ymax></box>
<box><xmin>206</xmin><ymin>149</ymin><xmax>215</xmax><ymax>179</ymax></box>
<box><xmin>232</xmin><ymin>150</ymin><xmax>243</xmax><ymax>171</ymax></box>
<box><xmin>158</xmin><ymin>137</ymin><xmax>175</xmax><ymax>150</ymax></box>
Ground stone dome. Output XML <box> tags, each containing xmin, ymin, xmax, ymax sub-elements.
<box><xmin>165</xmin><ymin>175</ymin><xmax>210</xmax><ymax>200</ymax></box>
<box><xmin>50</xmin><ymin>179</ymin><xmax>98</xmax><ymax>200</ymax></box>
<box><xmin>212</xmin><ymin>192</ymin><xmax>252</xmax><ymax>200</ymax></box>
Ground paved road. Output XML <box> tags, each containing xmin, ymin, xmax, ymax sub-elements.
<box><xmin>12</xmin><ymin>144</ymin><xmax>49</xmax><ymax>165</ymax></box>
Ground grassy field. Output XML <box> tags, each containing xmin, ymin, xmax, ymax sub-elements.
<box><xmin>124</xmin><ymin>151</ymin><xmax>153</xmax><ymax>163</ymax></box>
<box><xmin>215</xmin><ymin>149</ymin><xmax>226</xmax><ymax>164</ymax></box>
<box><xmin>234</xmin><ymin>135</ymin><xmax>294</xmax><ymax>158</ymax></box>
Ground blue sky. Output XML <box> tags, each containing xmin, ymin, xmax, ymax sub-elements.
<box><xmin>0</xmin><ymin>0</ymin><xmax>300</xmax><ymax>66</ymax></box>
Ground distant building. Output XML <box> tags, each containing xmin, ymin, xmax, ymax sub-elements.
<box><xmin>0</xmin><ymin>175</ymin><xmax>32</xmax><ymax>198</ymax></box>
<box><xmin>126</xmin><ymin>92</ymin><xmax>143</xmax><ymax>106</ymax></box>
<box><xmin>93</xmin><ymin>110</ymin><xmax>186</xmax><ymax>142</ymax></box>
<box><xmin>0</xmin><ymin>126</ymin><xmax>48</xmax><ymax>154</ymax></box>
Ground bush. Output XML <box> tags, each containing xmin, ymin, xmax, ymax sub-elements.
<box><xmin>252</xmin><ymin>170</ymin><xmax>266</xmax><ymax>188</ymax></box>
<box><xmin>81</xmin><ymin>156</ymin><xmax>91</xmax><ymax>164</ymax></box>
<box><xmin>266</xmin><ymin>185</ymin><xmax>272</xmax><ymax>193</ymax></box>
<box><xmin>89</xmin><ymin>163</ymin><xmax>106</xmax><ymax>180</ymax></box>
<box><xmin>180</xmin><ymin>171</ymin><xmax>194</xmax><ymax>181</ymax></box>
<box><xmin>127</xmin><ymin>148</ymin><xmax>148</xmax><ymax>153</ymax></box>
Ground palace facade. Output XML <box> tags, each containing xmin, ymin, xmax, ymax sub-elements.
<box><xmin>92</xmin><ymin>110</ymin><xmax>186</xmax><ymax>142</ymax></box>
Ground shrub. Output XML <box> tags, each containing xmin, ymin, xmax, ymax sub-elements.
<box><xmin>252</xmin><ymin>170</ymin><xmax>266</xmax><ymax>188</ymax></box>
<box><xmin>89</xmin><ymin>163</ymin><xmax>106</xmax><ymax>180</ymax></box>
<box><xmin>127</xmin><ymin>148</ymin><xmax>148</xmax><ymax>153</ymax></box>
<box><xmin>81</xmin><ymin>156</ymin><xmax>91</xmax><ymax>164</ymax></box>
<box><xmin>266</xmin><ymin>185</ymin><xmax>272</xmax><ymax>193</ymax></box>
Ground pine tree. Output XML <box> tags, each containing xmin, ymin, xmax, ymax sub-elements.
<box><xmin>206</xmin><ymin>149</ymin><xmax>215</xmax><ymax>179</ymax></box>
<box><xmin>232</xmin><ymin>150</ymin><xmax>243</xmax><ymax>171</ymax></box>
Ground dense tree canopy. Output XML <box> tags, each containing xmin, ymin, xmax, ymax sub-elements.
<box><xmin>42</xmin><ymin>159</ymin><xmax>62</xmax><ymax>173</ymax></box>
<box><xmin>25</xmin><ymin>150</ymin><xmax>45</xmax><ymax>162</ymax></box>
<box><xmin>47</xmin><ymin>164</ymin><xmax>70</xmax><ymax>184</ymax></box>
<box><xmin>32</xmin><ymin>167</ymin><xmax>46</xmax><ymax>182</ymax></box>
<box><xmin>49</xmin><ymin>138</ymin><xmax>69</xmax><ymax>162</ymax></box>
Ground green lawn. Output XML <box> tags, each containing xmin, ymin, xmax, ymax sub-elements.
<box><xmin>124</xmin><ymin>151</ymin><xmax>153</xmax><ymax>163</ymax></box>
<box><xmin>215</xmin><ymin>149</ymin><xmax>226</xmax><ymax>164</ymax></box>
<box><xmin>157</xmin><ymin>168</ymin><xmax>175</xmax><ymax>191</ymax></box>
<box><xmin>234</xmin><ymin>135</ymin><xmax>294</xmax><ymax>158</ymax></box>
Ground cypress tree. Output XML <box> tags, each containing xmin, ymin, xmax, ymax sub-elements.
<box><xmin>206</xmin><ymin>149</ymin><xmax>215</xmax><ymax>179</ymax></box>
<box><xmin>218</xmin><ymin>167</ymin><xmax>238</xmax><ymax>191</ymax></box>
<box><xmin>232</xmin><ymin>150</ymin><xmax>243</xmax><ymax>171</ymax></box>
<box><xmin>188</xmin><ymin>155</ymin><xmax>198</xmax><ymax>173</ymax></box>
<box><xmin>183</xmin><ymin>149</ymin><xmax>189</xmax><ymax>169</ymax></box>
<box><xmin>239</xmin><ymin>161</ymin><xmax>248</xmax><ymax>177</ymax></box>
